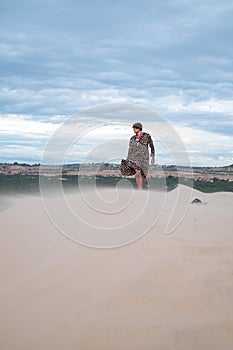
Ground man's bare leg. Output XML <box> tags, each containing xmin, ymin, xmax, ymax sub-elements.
<box><xmin>135</xmin><ymin>169</ymin><xmax>143</xmax><ymax>190</ymax></box>
<box><xmin>142</xmin><ymin>176</ymin><xmax>147</xmax><ymax>187</ymax></box>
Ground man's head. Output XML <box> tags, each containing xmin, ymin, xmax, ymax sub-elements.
<box><xmin>132</xmin><ymin>122</ymin><xmax>143</xmax><ymax>132</ymax></box>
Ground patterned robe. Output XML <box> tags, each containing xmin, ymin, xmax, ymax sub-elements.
<box><xmin>121</xmin><ymin>132</ymin><xmax>155</xmax><ymax>178</ymax></box>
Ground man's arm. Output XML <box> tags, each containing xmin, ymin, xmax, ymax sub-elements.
<box><xmin>148</xmin><ymin>134</ymin><xmax>155</xmax><ymax>156</ymax></box>
<box><xmin>148</xmin><ymin>134</ymin><xmax>155</xmax><ymax>165</ymax></box>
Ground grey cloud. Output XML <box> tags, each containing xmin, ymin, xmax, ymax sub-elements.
<box><xmin>1</xmin><ymin>0</ymin><xmax>233</xmax><ymax>165</ymax></box>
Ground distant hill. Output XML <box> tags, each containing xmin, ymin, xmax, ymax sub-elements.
<box><xmin>0</xmin><ymin>162</ymin><xmax>233</xmax><ymax>194</ymax></box>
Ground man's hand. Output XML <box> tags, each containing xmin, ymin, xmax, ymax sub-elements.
<box><xmin>151</xmin><ymin>156</ymin><xmax>155</xmax><ymax>166</ymax></box>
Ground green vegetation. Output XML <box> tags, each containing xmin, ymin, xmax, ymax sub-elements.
<box><xmin>0</xmin><ymin>174</ymin><xmax>40</xmax><ymax>194</ymax></box>
<box><xmin>0</xmin><ymin>174</ymin><xmax>232</xmax><ymax>194</ymax></box>
<box><xmin>193</xmin><ymin>177</ymin><xmax>233</xmax><ymax>193</ymax></box>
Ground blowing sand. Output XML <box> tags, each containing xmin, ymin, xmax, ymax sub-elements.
<box><xmin>0</xmin><ymin>186</ymin><xmax>233</xmax><ymax>350</ymax></box>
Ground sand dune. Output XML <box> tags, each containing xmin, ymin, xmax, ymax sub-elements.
<box><xmin>0</xmin><ymin>186</ymin><xmax>233</xmax><ymax>349</ymax></box>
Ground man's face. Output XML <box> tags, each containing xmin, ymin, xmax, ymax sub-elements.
<box><xmin>133</xmin><ymin>127</ymin><xmax>140</xmax><ymax>133</ymax></box>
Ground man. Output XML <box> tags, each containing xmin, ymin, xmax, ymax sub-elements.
<box><xmin>121</xmin><ymin>122</ymin><xmax>155</xmax><ymax>190</ymax></box>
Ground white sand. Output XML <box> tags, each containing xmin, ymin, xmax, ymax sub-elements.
<box><xmin>0</xmin><ymin>186</ymin><xmax>233</xmax><ymax>349</ymax></box>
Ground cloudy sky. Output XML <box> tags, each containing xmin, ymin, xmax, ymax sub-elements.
<box><xmin>1</xmin><ymin>0</ymin><xmax>233</xmax><ymax>166</ymax></box>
